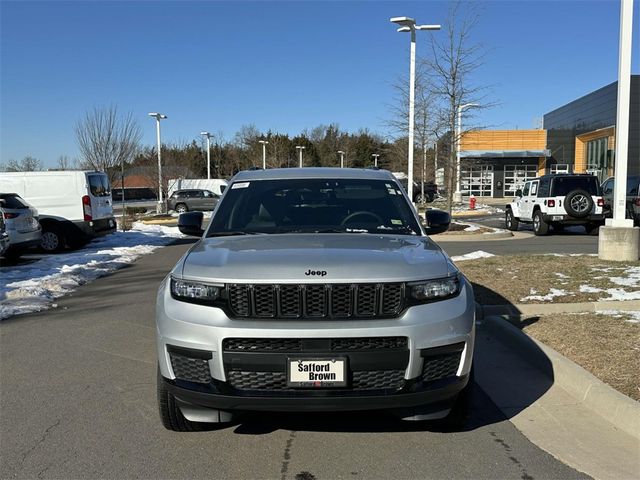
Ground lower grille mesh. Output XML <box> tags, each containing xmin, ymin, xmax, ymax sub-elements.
<box><xmin>226</xmin><ymin>369</ymin><xmax>405</xmax><ymax>391</ymax></box>
<box><xmin>170</xmin><ymin>353</ymin><xmax>211</xmax><ymax>384</ymax></box>
<box><xmin>421</xmin><ymin>353</ymin><xmax>461</xmax><ymax>383</ymax></box>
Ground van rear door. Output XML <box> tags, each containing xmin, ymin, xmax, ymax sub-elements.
<box><xmin>86</xmin><ymin>173</ymin><xmax>114</xmax><ymax>220</ymax></box>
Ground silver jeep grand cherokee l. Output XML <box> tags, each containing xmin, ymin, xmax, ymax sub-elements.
<box><xmin>156</xmin><ymin>168</ymin><xmax>475</xmax><ymax>431</ymax></box>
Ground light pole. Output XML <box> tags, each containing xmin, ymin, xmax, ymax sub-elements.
<box><xmin>599</xmin><ymin>0</ymin><xmax>638</xmax><ymax>261</ymax></box>
<box><xmin>391</xmin><ymin>16</ymin><xmax>440</xmax><ymax>203</ymax></box>
<box><xmin>148</xmin><ymin>112</ymin><xmax>167</xmax><ymax>213</ymax></box>
<box><xmin>259</xmin><ymin>140</ymin><xmax>269</xmax><ymax>169</ymax></box>
<box><xmin>453</xmin><ymin>103</ymin><xmax>478</xmax><ymax>203</ymax></box>
<box><xmin>200</xmin><ymin>131</ymin><xmax>213</xmax><ymax>179</ymax></box>
<box><xmin>338</xmin><ymin>150</ymin><xmax>345</xmax><ymax>168</ymax></box>
<box><xmin>371</xmin><ymin>153</ymin><xmax>380</xmax><ymax>167</ymax></box>
<box><xmin>296</xmin><ymin>145</ymin><xmax>305</xmax><ymax>168</ymax></box>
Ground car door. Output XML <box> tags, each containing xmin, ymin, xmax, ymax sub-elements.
<box><xmin>202</xmin><ymin>190</ymin><xmax>218</xmax><ymax>211</ymax></box>
<box><xmin>601</xmin><ymin>178</ymin><xmax>614</xmax><ymax>215</ymax></box>
<box><xmin>519</xmin><ymin>182</ymin><xmax>533</xmax><ymax>220</ymax></box>
<box><xmin>191</xmin><ymin>190</ymin><xmax>206</xmax><ymax>211</ymax></box>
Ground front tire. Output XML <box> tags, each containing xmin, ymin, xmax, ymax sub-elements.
<box><xmin>175</xmin><ymin>203</ymin><xmax>188</xmax><ymax>214</ymax></box>
<box><xmin>505</xmin><ymin>209</ymin><xmax>519</xmax><ymax>231</ymax></box>
<box><xmin>40</xmin><ymin>226</ymin><xmax>65</xmax><ymax>253</ymax></box>
<box><xmin>157</xmin><ymin>369</ymin><xmax>204</xmax><ymax>432</ymax></box>
<box><xmin>532</xmin><ymin>210</ymin><xmax>549</xmax><ymax>236</ymax></box>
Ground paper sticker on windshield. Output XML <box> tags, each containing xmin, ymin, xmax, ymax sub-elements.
<box><xmin>385</xmin><ymin>183</ymin><xmax>393</xmax><ymax>188</ymax></box>
<box><xmin>391</xmin><ymin>219</ymin><xmax>402</xmax><ymax>225</ymax></box>
<box><xmin>388</xmin><ymin>189</ymin><xmax>396</xmax><ymax>195</ymax></box>
<box><xmin>231</xmin><ymin>182</ymin><xmax>250</xmax><ymax>189</ymax></box>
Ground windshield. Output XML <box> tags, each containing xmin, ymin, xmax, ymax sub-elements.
<box><xmin>88</xmin><ymin>174</ymin><xmax>111</xmax><ymax>197</ymax></box>
<box><xmin>207</xmin><ymin>178</ymin><xmax>421</xmax><ymax>236</ymax></box>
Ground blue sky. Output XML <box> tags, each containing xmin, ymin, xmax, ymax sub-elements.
<box><xmin>1</xmin><ymin>0</ymin><xmax>639</xmax><ymax>168</ymax></box>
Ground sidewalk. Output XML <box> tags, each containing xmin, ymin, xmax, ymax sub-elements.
<box><xmin>476</xmin><ymin>299</ymin><xmax>640</xmax><ymax>479</ymax></box>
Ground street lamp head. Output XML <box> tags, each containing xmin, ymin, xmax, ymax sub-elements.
<box><xmin>296</xmin><ymin>145</ymin><xmax>305</xmax><ymax>150</ymax></box>
<box><xmin>200</xmin><ymin>131</ymin><xmax>210</xmax><ymax>136</ymax></box>
<box><xmin>148</xmin><ymin>112</ymin><xmax>167</xmax><ymax>119</ymax></box>
<box><xmin>390</xmin><ymin>16</ymin><xmax>416</xmax><ymax>27</ymax></box>
<box><xmin>259</xmin><ymin>140</ymin><xmax>269</xmax><ymax>145</ymax></box>
<box><xmin>337</xmin><ymin>150</ymin><xmax>344</xmax><ymax>155</ymax></box>
<box><xmin>416</xmin><ymin>24</ymin><xmax>441</xmax><ymax>31</ymax></box>
<box><xmin>459</xmin><ymin>103</ymin><xmax>479</xmax><ymax>112</ymax></box>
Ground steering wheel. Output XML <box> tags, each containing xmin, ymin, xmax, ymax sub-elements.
<box><xmin>340</xmin><ymin>211</ymin><xmax>383</xmax><ymax>226</ymax></box>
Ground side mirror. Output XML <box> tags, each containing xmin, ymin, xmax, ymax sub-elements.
<box><xmin>178</xmin><ymin>211</ymin><xmax>204</xmax><ymax>237</ymax></box>
<box><xmin>515</xmin><ymin>189</ymin><xmax>523</xmax><ymax>197</ymax></box>
<box><xmin>423</xmin><ymin>209</ymin><xmax>451</xmax><ymax>235</ymax></box>
<box><xmin>220</xmin><ymin>185</ymin><xmax>226</xmax><ymax>193</ymax></box>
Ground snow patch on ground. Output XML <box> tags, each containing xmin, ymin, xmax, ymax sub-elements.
<box><xmin>520</xmin><ymin>288</ymin><xmax>569</xmax><ymax>302</ymax></box>
<box><xmin>608</xmin><ymin>266</ymin><xmax>640</xmax><ymax>288</ymax></box>
<box><xmin>464</xmin><ymin>224</ymin><xmax>480</xmax><ymax>232</ymax></box>
<box><xmin>555</xmin><ymin>273</ymin><xmax>569</xmax><ymax>279</ymax></box>
<box><xmin>0</xmin><ymin>222</ymin><xmax>183</xmax><ymax>321</ymax></box>
<box><xmin>600</xmin><ymin>288</ymin><xmax>640</xmax><ymax>301</ymax></box>
<box><xmin>451</xmin><ymin>250</ymin><xmax>496</xmax><ymax>262</ymax></box>
<box><xmin>596</xmin><ymin>309</ymin><xmax>640</xmax><ymax>324</ymax></box>
<box><xmin>580</xmin><ymin>285</ymin><xmax>603</xmax><ymax>293</ymax></box>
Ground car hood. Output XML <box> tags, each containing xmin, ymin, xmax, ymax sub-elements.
<box><xmin>178</xmin><ymin>234</ymin><xmax>454</xmax><ymax>283</ymax></box>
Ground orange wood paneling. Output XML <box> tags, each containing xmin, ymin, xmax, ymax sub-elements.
<box><xmin>461</xmin><ymin>130</ymin><xmax>547</xmax><ymax>151</ymax></box>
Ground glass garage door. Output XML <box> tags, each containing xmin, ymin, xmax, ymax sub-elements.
<box><xmin>461</xmin><ymin>165</ymin><xmax>493</xmax><ymax>197</ymax></box>
<box><xmin>504</xmin><ymin>165</ymin><xmax>537</xmax><ymax>196</ymax></box>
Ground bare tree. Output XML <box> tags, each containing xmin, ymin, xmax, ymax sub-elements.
<box><xmin>56</xmin><ymin>155</ymin><xmax>72</xmax><ymax>170</ymax></box>
<box><xmin>424</xmin><ymin>1</ymin><xmax>493</xmax><ymax>211</ymax></box>
<box><xmin>75</xmin><ymin>106</ymin><xmax>142</xmax><ymax>184</ymax></box>
<box><xmin>386</xmin><ymin>66</ymin><xmax>438</xmax><ymax>198</ymax></box>
<box><xmin>3</xmin><ymin>156</ymin><xmax>43</xmax><ymax>172</ymax></box>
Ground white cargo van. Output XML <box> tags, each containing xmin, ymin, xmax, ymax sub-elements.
<box><xmin>0</xmin><ymin>171</ymin><xmax>116</xmax><ymax>252</ymax></box>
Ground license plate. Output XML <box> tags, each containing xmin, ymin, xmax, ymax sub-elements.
<box><xmin>287</xmin><ymin>357</ymin><xmax>347</xmax><ymax>388</ymax></box>
<box><xmin>552</xmin><ymin>215</ymin><xmax>563</xmax><ymax>221</ymax></box>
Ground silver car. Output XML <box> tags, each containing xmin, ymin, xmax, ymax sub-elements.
<box><xmin>0</xmin><ymin>193</ymin><xmax>41</xmax><ymax>260</ymax></box>
<box><xmin>156</xmin><ymin>168</ymin><xmax>475</xmax><ymax>431</ymax></box>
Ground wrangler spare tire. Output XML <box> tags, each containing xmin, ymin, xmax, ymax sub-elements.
<box><xmin>564</xmin><ymin>189</ymin><xmax>593</xmax><ymax>218</ymax></box>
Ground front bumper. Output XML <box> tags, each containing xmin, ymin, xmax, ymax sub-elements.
<box><xmin>164</xmin><ymin>372</ymin><xmax>470</xmax><ymax>413</ymax></box>
<box><xmin>156</xmin><ymin>276</ymin><xmax>476</xmax><ymax>413</ymax></box>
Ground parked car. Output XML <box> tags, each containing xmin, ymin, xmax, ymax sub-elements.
<box><xmin>0</xmin><ymin>193</ymin><xmax>42</xmax><ymax>259</ymax></box>
<box><xmin>397</xmin><ymin>178</ymin><xmax>437</xmax><ymax>203</ymax></box>
<box><xmin>167</xmin><ymin>189</ymin><xmax>219</xmax><ymax>213</ymax></box>
<box><xmin>505</xmin><ymin>174</ymin><xmax>605</xmax><ymax>235</ymax></box>
<box><xmin>0</xmin><ymin>201</ymin><xmax>10</xmax><ymax>257</ymax></box>
<box><xmin>601</xmin><ymin>175</ymin><xmax>640</xmax><ymax>226</ymax></box>
<box><xmin>0</xmin><ymin>171</ymin><xmax>116</xmax><ymax>252</ymax></box>
<box><xmin>156</xmin><ymin>167</ymin><xmax>474</xmax><ymax>431</ymax></box>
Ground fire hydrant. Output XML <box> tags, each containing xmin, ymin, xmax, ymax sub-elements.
<box><xmin>469</xmin><ymin>194</ymin><xmax>477</xmax><ymax>210</ymax></box>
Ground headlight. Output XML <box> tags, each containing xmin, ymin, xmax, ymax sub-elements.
<box><xmin>170</xmin><ymin>277</ymin><xmax>222</xmax><ymax>304</ymax></box>
<box><xmin>409</xmin><ymin>275</ymin><xmax>461</xmax><ymax>302</ymax></box>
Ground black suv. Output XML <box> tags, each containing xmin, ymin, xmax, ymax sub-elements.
<box><xmin>167</xmin><ymin>189</ymin><xmax>219</xmax><ymax>214</ymax></box>
<box><xmin>601</xmin><ymin>175</ymin><xmax>640</xmax><ymax>226</ymax></box>
<box><xmin>397</xmin><ymin>178</ymin><xmax>437</xmax><ymax>203</ymax></box>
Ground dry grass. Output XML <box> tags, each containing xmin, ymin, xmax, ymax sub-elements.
<box><xmin>457</xmin><ymin>255</ymin><xmax>640</xmax><ymax>305</ymax></box>
<box><xmin>519</xmin><ymin>312</ymin><xmax>640</xmax><ymax>401</ymax></box>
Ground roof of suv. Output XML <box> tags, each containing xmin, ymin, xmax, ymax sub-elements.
<box><xmin>231</xmin><ymin>167</ymin><xmax>397</xmax><ymax>182</ymax></box>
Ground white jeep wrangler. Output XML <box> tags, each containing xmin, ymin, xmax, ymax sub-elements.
<box><xmin>505</xmin><ymin>174</ymin><xmax>605</xmax><ymax>236</ymax></box>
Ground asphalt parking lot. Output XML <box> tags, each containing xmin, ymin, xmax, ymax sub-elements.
<box><xmin>0</xmin><ymin>240</ymin><xmax>590</xmax><ymax>479</ymax></box>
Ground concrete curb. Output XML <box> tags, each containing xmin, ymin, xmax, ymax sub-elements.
<box><xmin>480</xmin><ymin>313</ymin><xmax>640</xmax><ymax>441</ymax></box>
<box><xmin>433</xmin><ymin>230</ymin><xmax>515</xmax><ymax>242</ymax></box>
<box><xmin>481</xmin><ymin>299</ymin><xmax>640</xmax><ymax>317</ymax></box>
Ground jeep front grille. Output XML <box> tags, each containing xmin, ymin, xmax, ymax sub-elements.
<box><xmin>227</xmin><ymin>283</ymin><xmax>404</xmax><ymax>319</ymax></box>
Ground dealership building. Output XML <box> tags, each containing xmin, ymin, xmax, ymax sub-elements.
<box><xmin>458</xmin><ymin>75</ymin><xmax>640</xmax><ymax>198</ymax></box>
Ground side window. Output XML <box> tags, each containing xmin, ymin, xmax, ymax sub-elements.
<box><xmin>530</xmin><ymin>181</ymin><xmax>538</xmax><ymax>196</ymax></box>
<box><xmin>194</xmin><ymin>190</ymin><xmax>205</xmax><ymax>198</ymax></box>
<box><xmin>522</xmin><ymin>182</ymin><xmax>530</xmax><ymax>196</ymax></box>
<box><xmin>602</xmin><ymin>180</ymin><xmax>614</xmax><ymax>195</ymax></box>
